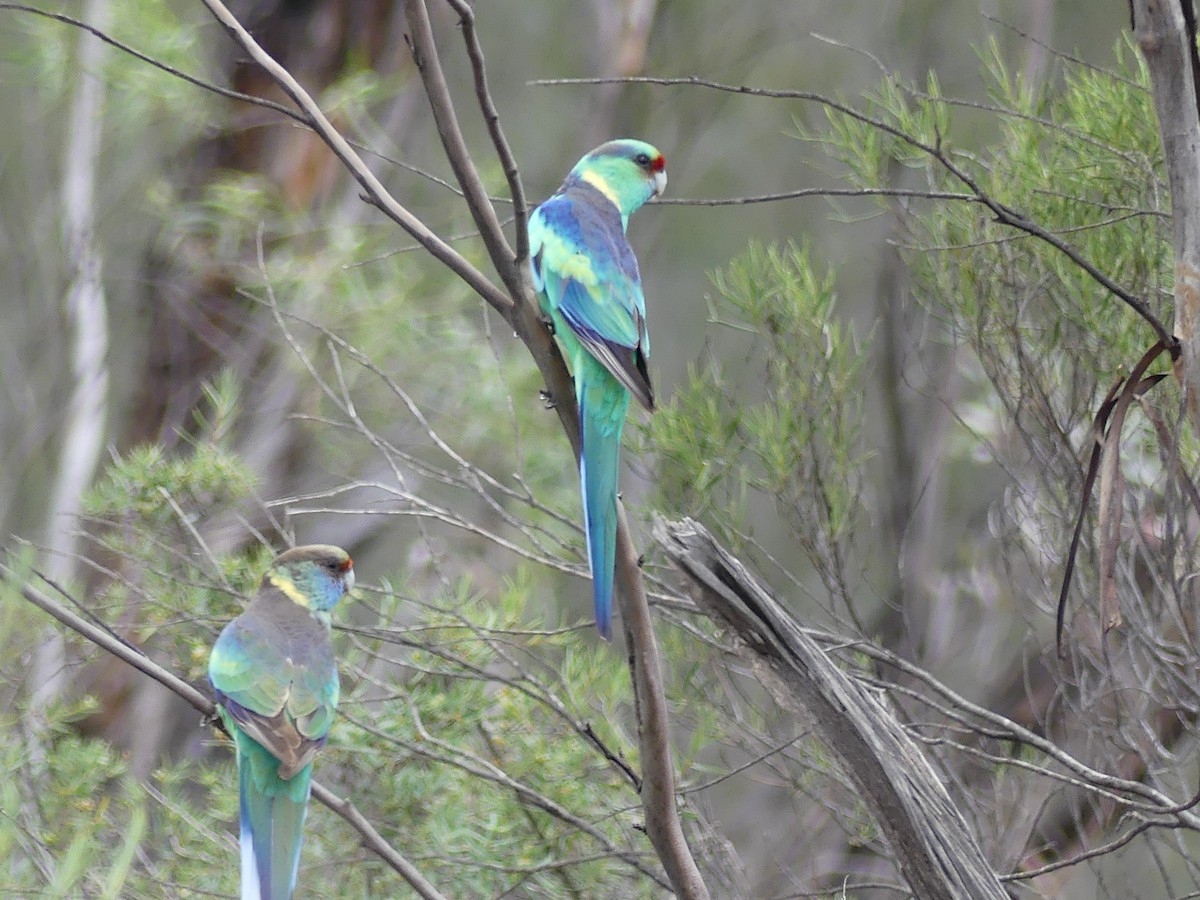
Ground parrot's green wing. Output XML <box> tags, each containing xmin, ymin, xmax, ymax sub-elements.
<box><xmin>209</xmin><ymin>591</ymin><xmax>338</xmax><ymax>779</ymax></box>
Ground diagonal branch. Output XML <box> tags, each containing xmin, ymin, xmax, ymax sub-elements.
<box><xmin>4</xmin><ymin>564</ymin><xmax>449</xmax><ymax>900</ymax></box>
<box><xmin>195</xmin><ymin>0</ymin><xmax>513</xmax><ymax>318</ymax></box>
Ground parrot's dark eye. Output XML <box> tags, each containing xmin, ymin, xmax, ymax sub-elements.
<box><xmin>634</xmin><ymin>153</ymin><xmax>651</xmax><ymax>167</ymax></box>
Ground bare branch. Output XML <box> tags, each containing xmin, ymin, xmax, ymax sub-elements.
<box><xmin>655</xmin><ymin>186</ymin><xmax>979</xmax><ymax>206</ymax></box>
<box><xmin>402</xmin><ymin>0</ymin><xmax>520</xmax><ymax>295</ymax></box>
<box><xmin>443</xmin><ymin>0</ymin><xmax>530</xmax><ymax>263</ymax></box>
<box><xmin>616</xmin><ymin>506</ymin><xmax>711</xmax><ymax>899</ymax></box>
<box><xmin>309</xmin><ymin>783</ymin><xmax>450</xmax><ymax>900</ymax></box>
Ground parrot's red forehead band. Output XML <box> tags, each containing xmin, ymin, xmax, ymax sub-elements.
<box><xmin>340</xmin><ymin>557</ymin><xmax>354</xmax><ymax>571</ymax></box>
<box><xmin>651</xmin><ymin>154</ymin><xmax>666</xmax><ymax>172</ymax></box>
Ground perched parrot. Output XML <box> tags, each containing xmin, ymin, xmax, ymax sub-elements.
<box><xmin>528</xmin><ymin>139</ymin><xmax>667</xmax><ymax>640</ymax></box>
<box><xmin>208</xmin><ymin>544</ymin><xmax>355</xmax><ymax>900</ymax></box>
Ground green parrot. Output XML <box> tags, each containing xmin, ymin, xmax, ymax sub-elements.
<box><xmin>208</xmin><ymin>544</ymin><xmax>355</xmax><ymax>900</ymax></box>
<box><xmin>528</xmin><ymin>139</ymin><xmax>667</xmax><ymax>640</ymax></box>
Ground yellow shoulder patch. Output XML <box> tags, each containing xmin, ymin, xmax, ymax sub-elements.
<box><xmin>556</xmin><ymin>251</ymin><xmax>597</xmax><ymax>285</ymax></box>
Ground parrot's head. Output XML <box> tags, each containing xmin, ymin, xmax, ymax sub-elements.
<box><xmin>570</xmin><ymin>138</ymin><xmax>667</xmax><ymax>217</ymax></box>
<box><xmin>267</xmin><ymin>544</ymin><xmax>355</xmax><ymax>612</ymax></box>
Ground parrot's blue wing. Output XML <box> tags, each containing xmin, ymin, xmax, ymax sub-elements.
<box><xmin>531</xmin><ymin>198</ymin><xmax>653</xmax><ymax>410</ymax></box>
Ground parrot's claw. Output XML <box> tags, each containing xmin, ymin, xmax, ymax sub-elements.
<box><xmin>637</xmin><ymin>554</ymin><xmax>646</xmax><ymax>568</ymax></box>
<box><xmin>539</xmin><ymin>389</ymin><xmax>556</xmax><ymax>409</ymax></box>
<box><xmin>539</xmin><ymin>313</ymin><xmax>556</xmax><ymax>335</ymax></box>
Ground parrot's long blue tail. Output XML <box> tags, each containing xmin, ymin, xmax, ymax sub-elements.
<box><xmin>577</xmin><ymin>367</ymin><xmax>632</xmax><ymax>641</ymax></box>
<box><xmin>238</xmin><ymin>736</ymin><xmax>311</xmax><ymax>900</ymax></box>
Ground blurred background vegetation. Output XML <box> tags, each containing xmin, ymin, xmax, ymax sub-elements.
<box><xmin>2</xmin><ymin>0</ymin><xmax>1190</xmax><ymax>897</ymax></box>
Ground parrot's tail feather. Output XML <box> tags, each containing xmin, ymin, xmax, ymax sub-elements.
<box><xmin>239</xmin><ymin>737</ymin><xmax>312</xmax><ymax>900</ymax></box>
<box><xmin>238</xmin><ymin>813</ymin><xmax>260</xmax><ymax>900</ymax></box>
<box><xmin>578</xmin><ymin>375</ymin><xmax>629</xmax><ymax>641</ymax></box>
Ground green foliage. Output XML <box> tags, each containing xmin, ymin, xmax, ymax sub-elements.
<box><xmin>825</xmin><ymin>36</ymin><xmax>1171</xmax><ymax>451</ymax></box>
<box><xmin>0</xmin><ymin>687</ymin><xmax>230</xmax><ymax>898</ymax></box>
<box><xmin>84</xmin><ymin>442</ymin><xmax>255</xmax><ymax>525</ymax></box>
<box><xmin>331</xmin><ymin>608</ymin><xmax>657</xmax><ymax>896</ymax></box>
<box><xmin>649</xmin><ymin>241</ymin><xmax>870</xmax><ymax>564</ymax></box>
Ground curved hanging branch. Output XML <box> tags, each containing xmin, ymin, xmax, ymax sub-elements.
<box><xmin>1054</xmin><ymin>340</ymin><xmax>1174</xmax><ymax>655</ymax></box>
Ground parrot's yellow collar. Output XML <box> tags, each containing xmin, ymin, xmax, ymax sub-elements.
<box><xmin>579</xmin><ymin>170</ymin><xmax>620</xmax><ymax>210</ymax></box>
<box><xmin>268</xmin><ymin>571</ymin><xmax>310</xmax><ymax>608</ymax></box>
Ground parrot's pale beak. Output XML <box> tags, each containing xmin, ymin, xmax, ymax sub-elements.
<box><xmin>343</xmin><ymin>567</ymin><xmax>356</xmax><ymax>592</ymax></box>
<box><xmin>653</xmin><ymin>170</ymin><xmax>667</xmax><ymax>197</ymax></box>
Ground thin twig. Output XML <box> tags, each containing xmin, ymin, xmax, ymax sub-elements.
<box><xmin>655</xmin><ymin>186</ymin><xmax>979</xmax><ymax>206</ymax></box>
<box><xmin>532</xmin><ymin>74</ymin><xmax>1176</xmax><ymax>348</ymax></box>
<box><xmin>443</xmin><ymin>0</ymin><xmax>530</xmax><ymax>263</ymax></box>
<box><xmin>0</xmin><ymin>3</ymin><xmax>307</xmax><ymax>124</ymax></box>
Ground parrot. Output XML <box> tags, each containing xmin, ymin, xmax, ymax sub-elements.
<box><xmin>208</xmin><ymin>544</ymin><xmax>355</xmax><ymax>900</ymax></box>
<box><xmin>528</xmin><ymin>139</ymin><xmax>667</xmax><ymax>640</ymax></box>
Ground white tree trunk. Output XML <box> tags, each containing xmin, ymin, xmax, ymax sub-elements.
<box><xmin>31</xmin><ymin>0</ymin><xmax>112</xmax><ymax>713</ymax></box>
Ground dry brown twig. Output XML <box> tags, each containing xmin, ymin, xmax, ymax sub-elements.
<box><xmin>654</xmin><ymin>516</ymin><xmax>1011</xmax><ymax>900</ymax></box>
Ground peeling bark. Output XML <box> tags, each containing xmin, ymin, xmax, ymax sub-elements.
<box><xmin>655</xmin><ymin>516</ymin><xmax>1012</xmax><ymax>900</ymax></box>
